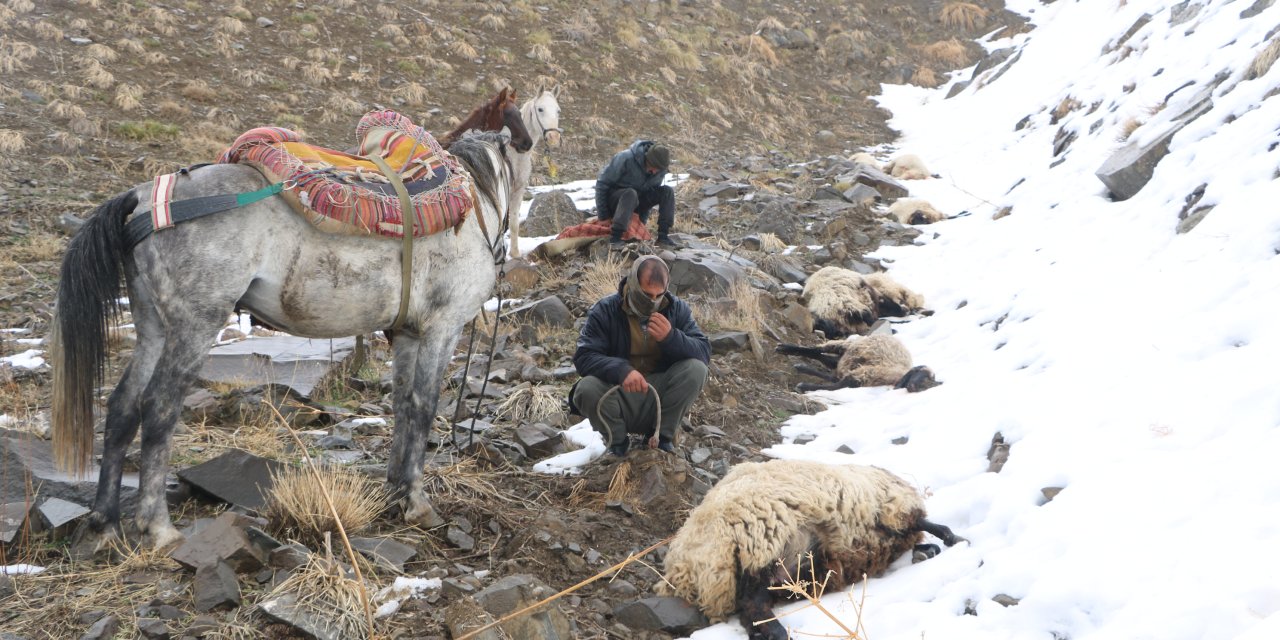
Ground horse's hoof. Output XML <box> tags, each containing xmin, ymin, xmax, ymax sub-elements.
<box><xmin>403</xmin><ymin>497</ymin><xmax>446</xmax><ymax>529</ymax></box>
<box><xmin>69</xmin><ymin>519</ymin><xmax>121</xmax><ymax>561</ymax></box>
<box><xmin>145</xmin><ymin>524</ymin><xmax>186</xmax><ymax>553</ymax></box>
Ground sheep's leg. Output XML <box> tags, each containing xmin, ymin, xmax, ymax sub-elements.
<box><xmin>737</xmin><ymin>570</ymin><xmax>788</xmax><ymax>640</ymax></box>
<box><xmin>795</xmin><ymin>380</ymin><xmax>851</xmax><ymax>392</ymax></box>
<box><xmin>920</xmin><ymin>518</ymin><xmax>966</xmax><ymax>547</ymax></box>
<box><xmin>776</xmin><ymin>343</ymin><xmax>841</xmax><ymax>369</ymax></box>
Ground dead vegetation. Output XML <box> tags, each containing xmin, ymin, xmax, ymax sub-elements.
<box><xmin>266</xmin><ymin>464</ymin><xmax>386</xmax><ymax>545</ymax></box>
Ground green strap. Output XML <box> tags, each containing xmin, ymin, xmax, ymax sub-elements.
<box><xmin>368</xmin><ymin>155</ymin><xmax>418</xmax><ymax>332</ymax></box>
<box><xmin>236</xmin><ymin>181</ymin><xmax>285</xmax><ymax>206</ymax></box>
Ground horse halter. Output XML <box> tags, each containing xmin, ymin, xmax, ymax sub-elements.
<box><xmin>530</xmin><ymin>102</ymin><xmax>562</xmax><ymax>148</ymax></box>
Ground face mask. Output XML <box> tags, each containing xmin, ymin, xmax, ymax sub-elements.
<box><xmin>623</xmin><ymin>256</ymin><xmax>667</xmax><ymax>320</ymax></box>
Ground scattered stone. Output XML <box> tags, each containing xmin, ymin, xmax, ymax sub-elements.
<box><xmin>79</xmin><ymin>614</ymin><xmax>119</xmax><ymax>640</ymax></box>
<box><xmin>1095</xmin><ymin>125</ymin><xmax>1178</xmax><ymax>200</ymax></box>
<box><xmin>847</xmin><ymin>165</ymin><xmax>909</xmax><ymax>200</ymax></box>
<box><xmin>446</xmin><ymin>525</ymin><xmax>476</xmax><ymax>552</ymax></box>
<box><xmin>170</xmin><ymin>511</ymin><xmax>268</xmax><ymax>573</ymax></box>
<box><xmin>1</xmin><ymin>434</ymin><xmax>138</xmax><ymax>508</ymax></box>
<box><xmin>503</xmin><ymin>295</ymin><xmax>574</xmax><ymax>328</ymax></box>
<box><xmin>607</xmin><ymin>579</ymin><xmax>639</xmax><ymax>597</ymax></box>
<box><xmin>613</xmin><ymin>597</ymin><xmax>710</xmax><ymax>635</ymax></box>
<box><xmin>255</xmin><ymin>17</ymin><xmax>274</xmax><ymax>28</ymax></box>
<box><xmin>193</xmin><ymin>561</ymin><xmax>240</xmax><ymax>611</ymax></box>
<box><xmin>1</xmin><ymin>502</ymin><xmax>29</xmax><ymax>544</ymax></box>
<box><xmin>176</xmin><ymin>449</ymin><xmax>286</xmax><ymax>513</ymax></box>
<box><xmin>514</xmin><ymin>423</ymin><xmax>565</xmax><ymax>459</ymax></box>
<box><xmin>259</xmin><ymin>592</ymin><xmax>344</xmax><ymax>640</ymax></box>
<box><xmin>443</xmin><ymin>596</ymin><xmax>503</xmax><ymax>640</ymax></box>
<box><xmin>667</xmin><ymin>249</ymin><xmax>750</xmax><ymax>296</ymax></box>
<box><xmin>521</xmin><ymin>190</ymin><xmax>580</xmax><ymax>237</ymax></box>
<box><xmin>136</xmin><ymin>618</ymin><xmax>170</xmax><ymax>640</ymax></box>
<box><xmin>987</xmin><ymin>432</ymin><xmax>1010</xmax><ymax>473</ymax></box>
<box><xmin>1041</xmin><ymin>486</ymin><xmax>1064</xmax><ymax>503</ymax></box>
<box><xmin>473</xmin><ymin>575</ymin><xmax>574</xmax><ymax>640</ymax></box>
<box><xmin>993</xmin><ymin>594</ymin><xmax>1021</xmax><ymax>607</ymax></box>
<box><xmin>503</xmin><ymin>258</ymin><xmax>541</xmax><ymax>295</ymax></box>
<box><xmin>350</xmin><ymin>537</ymin><xmax>417</xmax><ymax>573</ymax></box>
<box><xmin>199</xmin><ymin>336</ymin><xmax>357</xmax><ymax>399</ymax></box>
<box><xmin>708</xmin><ymin>331</ymin><xmax>750</xmax><ymax>353</ymax></box>
<box><xmin>441</xmin><ymin>576</ymin><xmax>478</xmax><ymax>598</ymax></box>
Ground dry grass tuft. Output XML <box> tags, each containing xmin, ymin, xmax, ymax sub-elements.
<box><xmin>561</xmin><ymin>9</ymin><xmax>599</xmax><ymax>43</ymax></box>
<box><xmin>421</xmin><ymin>457</ymin><xmax>528</xmax><ymax>509</ymax></box>
<box><xmin>479</xmin><ymin>13</ymin><xmax>506</xmax><ymax>30</ymax></box>
<box><xmin>0</xmin><ymin>41</ymin><xmax>37</xmax><ymax>74</ymax></box>
<box><xmin>497</xmin><ymin>384</ymin><xmax>563</xmax><ymax>424</ymax></box>
<box><xmin>266</xmin><ymin>464</ymin><xmax>386</xmax><ymax>544</ymax></box>
<box><xmin>450</xmin><ymin>39</ymin><xmax>479</xmax><ymax>59</ymax></box>
<box><xmin>757</xmin><ymin>232</ymin><xmax>787</xmax><ymax>253</ymax></box>
<box><xmin>7</xmin><ymin>0</ymin><xmax>34</xmax><ymax>12</ymax></box>
<box><xmin>114</xmin><ymin>83</ymin><xmax>143</xmax><ymax>111</ymax></box>
<box><xmin>32</xmin><ymin>20</ymin><xmax>63</xmax><ymax>41</ymax></box>
<box><xmin>1249</xmin><ymin>38</ymin><xmax>1280</xmax><ymax>80</ymax></box>
<box><xmin>216</xmin><ymin>15</ymin><xmax>246</xmax><ymax>35</ymax></box>
<box><xmin>695</xmin><ymin>278</ymin><xmax>764</xmax><ymax>333</ymax></box>
<box><xmin>182</xmin><ymin>79</ymin><xmax>218</xmax><ymax>102</ymax></box>
<box><xmin>662</xmin><ymin>40</ymin><xmax>702</xmax><ymax>71</ymax></box>
<box><xmin>938</xmin><ymin>2</ymin><xmax>988</xmax><ymax>30</ymax></box>
<box><xmin>736</xmin><ymin>34</ymin><xmax>779</xmax><ymax>67</ymax></box>
<box><xmin>922</xmin><ymin>39</ymin><xmax>970</xmax><ymax>67</ymax></box>
<box><xmin>528</xmin><ymin>43</ymin><xmax>553</xmax><ymax>63</ymax></box>
<box><xmin>394</xmin><ymin>82</ymin><xmax>429</xmax><ymax>106</ymax></box>
<box><xmin>0</xmin><ymin>129</ymin><xmax>25</xmax><ymax>154</ymax></box>
<box><xmin>1116</xmin><ymin>116</ymin><xmax>1143</xmax><ymax>142</ymax></box>
<box><xmin>115</xmin><ymin>37</ymin><xmax>146</xmax><ymax>54</ymax></box>
<box><xmin>267</xmin><ymin>554</ymin><xmax>370</xmax><ymax>639</ymax></box>
<box><xmin>302</xmin><ymin>61</ymin><xmax>334</xmax><ymax>85</ymax></box>
<box><xmin>912</xmin><ymin>67</ymin><xmax>941</xmax><ymax>87</ymax></box>
<box><xmin>579</xmin><ymin>251</ymin><xmax>627</xmax><ymax>304</ymax></box>
<box><xmin>1051</xmin><ymin>95</ymin><xmax>1082</xmax><ymax>124</ymax></box>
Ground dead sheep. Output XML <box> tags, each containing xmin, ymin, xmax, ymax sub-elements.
<box><xmin>890</xmin><ymin>197</ymin><xmax>946</xmax><ymax>225</ymax></box>
<box><xmin>802</xmin><ymin>267</ymin><xmax>927</xmax><ymax>338</ymax></box>
<box><xmin>847</xmin><ymin>152</ymin><xmax>880</xmax><ymax>170</ymax></box>
<box><xmin>777</xmin><ymin>333</ymin><xmax>940</xmax><ymax>392</ymax></box>
<box><xmin>660</xmin><ymin>460</ymin><xmax>964</xmax><ymax>640</ymax></box>
<box><xmin>883</xmin><ymin>153</ymin><xmax>931</xmax><ymax>180</ymax></box>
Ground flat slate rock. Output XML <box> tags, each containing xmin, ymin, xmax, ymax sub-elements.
<box><xmin>1</xmin><ymin>432</ymin><xmax>138</xmax><ymax>507</ymax></box>
<box><xmin>199</xmin><ymin>335</ymin><xmax>356</xmax><ymax>398</ymax></box>
<box><xmin>176</xmin><ymin>449</ymin><xmax>286</xmax><ymax>512</ymax></box>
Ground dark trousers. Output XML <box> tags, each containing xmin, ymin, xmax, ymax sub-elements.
<box><xmin>571</xmin><ymin>359</ymin><xmax>708</xmax><ymax>446</ymax></box>
<box><xmin>601</xmin><ymin>186</ymin><xmax>675</xmax><ymax>238</ymax></box>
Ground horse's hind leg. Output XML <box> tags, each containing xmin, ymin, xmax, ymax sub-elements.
<box><xmin>387</xmin><ymin>329</ymin><xmax>460</xmax><ymax>527</ymax></box>
<box><xmin>71</xmin><ymin>286</ymin><xmax>166</xmax><ymax>558</ymax></box>
<box><xmin>132</xmin><ymin>302</ymin><xmax>230</xmax><ymax>550</ymax></box>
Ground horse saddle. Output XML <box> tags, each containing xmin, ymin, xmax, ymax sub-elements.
<box><xmin>218</xmin><ymin>110</ymin><xmax>473</xmax><ymax>238</ymax></box>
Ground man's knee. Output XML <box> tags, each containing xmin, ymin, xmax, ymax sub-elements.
<box><xmin>615</xmin><ymin>188</ymin><xmax>639</xmax><ymax>209</ymax></box>
<box><xmin>666</xmin><ymin>359</ymin><xmax>709</xmax><ymax>390</ymax></box>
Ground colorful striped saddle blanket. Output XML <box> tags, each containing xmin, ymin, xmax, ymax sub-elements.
<box><xmin>218</xmin><ymin>110</ymin><xmax>473</xmax><ymax>238</ymax></box>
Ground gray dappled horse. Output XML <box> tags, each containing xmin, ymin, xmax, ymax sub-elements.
<box><xmin>51</xmin><ymin>132</ymin><xmax>512</xmax><ymax>556</ymax></box>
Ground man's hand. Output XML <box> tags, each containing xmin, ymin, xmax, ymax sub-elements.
<box><xmin>622</xmin><ymin>369</ymin><xmax>649</xmax><ymax>393</ymax></box>
<box><xmin>647</xmin><ymin>312</ymin><xmax>672</xmax><ymax>342</ymax></box>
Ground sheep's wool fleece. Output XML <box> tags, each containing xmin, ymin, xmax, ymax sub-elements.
<box><xmin>889</xmin><ymin>198</ymin><xmax>944</xmax><ymax>225</ymax></box>
<box><xmin>834</xmin><ymin>334</ymin><xmax>913</xmax><ymax>385</ymax></box>
<box><xmin>660</xmin><ymin>460</ymin><xmax>926</xmax><ymax>619</ymax></box>
<box><xmin>862</xmin><ymin>272</ymin><xmax>925</xmax><ymax>315</ymax></box>
<box><xmin>884</xmin><ymin>153</ymin><xmax>929</xmax><ymax>180</ymax></box>
<box><xmin>802</xmin><ymin>266</ymin><xmax>874</xmax><ymax>331</ymax></box>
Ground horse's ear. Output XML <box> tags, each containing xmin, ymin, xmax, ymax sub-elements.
<box><xmin>534</xmin><ymin>80</ymin><xmax>545</xmax><ymax>96</ymax></box>
<box><xmin>551</xmin><ymin>84</ymin><xmax>561</xmax><ymax>98</ymax></box>
<box><xmin>497</xmin><ymin>86</ymin><xmax>509</xmax><ymax>102</ymax></box>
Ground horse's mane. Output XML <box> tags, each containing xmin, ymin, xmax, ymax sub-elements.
<box><xmin>441</xmin><ymin>89</ymin><xmax>508</xmax><ymax>147</ymax></box>
<box><xmin>450</xmin><ymin>131</ymin><xmax>508</xmax><ymax>214</ymax></box>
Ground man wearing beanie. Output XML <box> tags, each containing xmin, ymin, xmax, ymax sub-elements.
<box><xmin>594</xmin><ymin>139</ymin><xmax>678</xmax><ymax>248</ymax></box>
<box><xmin>569</xmin><ymin>256</ymin><xmax>710</xmax><ymax>456</ymax></box>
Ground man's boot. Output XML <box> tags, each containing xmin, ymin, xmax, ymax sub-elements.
<box><xmin>609</xmin><ymin>231</ymin><xmax>625</xmax><ymax>250</ymax></box>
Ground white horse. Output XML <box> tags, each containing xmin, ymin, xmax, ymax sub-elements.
<box><xmin>508</xmin><ymin>83</ymin><xmax>562</xmax><ymax>258</ymax></box>
<box><xmin>51</xmin><ymin>131</ymin><xmax>513</xmax><ymax>556</ymax></box>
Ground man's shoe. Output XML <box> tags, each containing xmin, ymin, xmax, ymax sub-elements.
<box><xmin>608</xmin><ymin>239</ymin><xmax>626</xmax><ymax>250</ymax></box>
<box><xmin>656</xmin><ymin>234</ymin><xmax>679</xmax><ymax>248</ymax></box>
<box><xmin>656</xmin><ymin>438</ymin><xmax>675</xmax><ymax>453</ymax></box>
<box><xmin>608</xmin><ymin>442</ymin><xmax>629</xmax><ymax>457</ymax></box>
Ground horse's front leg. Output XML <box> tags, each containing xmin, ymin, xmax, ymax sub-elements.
<box><xmin>386</xmin><ymin>330</ymin><xmax>457</xmax><ymax>528</ymax></box>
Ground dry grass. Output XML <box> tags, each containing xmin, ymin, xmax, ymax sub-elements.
<box><xmin>115</xmin><ymin>37</ymin><xmax>145</xmax><ymax>54</ymax></box>
<box><xmin>765</xmin><ymin>552</ymin><xmax>870</xmax><ymax>639</ymax></box>
<box><xmin>1249</xmin><ymin>38</ymin><xmax>1280</xmax><ymax>80</ymax></box>
<box><xmin>479</xmin><ymin>13</ymin><xmax>506</xmax><ymax>29</ymax></box>
<box><xmin>421</xmin><ymin>457</ymin><xmax>529</xmax><ymax>510</ymax></box>
<box><xmin>78</xmin><ymin>58</ymin><xmax>115</xmax><ymax>89</ymax></box>
<box><xmin>693</xmin><ymin>278</ymin><xmax>764</xmax><ymax>333</ymax></box>
<box><xmin>938</xmin><ymin>2</ymin><xmax>988</xmax><ymax>30</ymax></box>
<box><xmin>615</xmin><ymin>24</ymin><xmax>643</xmax><ymax>49</ymax></box>
<box><xmin>496</xmin><ymin>384</ymin><xmax>563</xmax><ymax>424</ymax></box>
<box><xmin>266</xmin><ymin>464</ymin><xmax>386</xmax><ymax>545</ymax></box>
<box><xmin>528</xmin><ymin>43</ymin><xmax>553</xmax><ymax>63</ymax></box>
<box><xmin>757</xmin><ymin>232</ymin><xmax>787</xmax><ymax>253</ymax></box>
<box><xmin>266</xmin><ymin>554</ymin><xmax>371</xmax><ymax>639</ymax></box>
<box><xmin>32</xmin><ymin>20</ymin><xmax>63</xmax><ymax>41</ymax></box>
<box><xmin>1051</xmin><ymin>96</ymin><xmax>1082</xmax><ymax>124</ymax></box>
<box><xmin>662</xmin><ymin>40</ymin><xmax>702</xmax><ymax>71</ymax></box>
<box><xmin>182</xmin><ymin>79</ymin><xmax>218</xmax><ymax>102</ymax></box>
<box><xmin>736</xmin><ymin>34</ymin><xmax>779</xmax><ymax>67</ymax></box>
<box><xmin>911</xmin><ymin>67</ymin><xmax>941</xmax><ymax>87</ymax></box>
<box><xmin>579</xmin><ymin>251</ymin><xmax>627</xmax><ymax>304</ymax></box>
<box><xmin>114</xmin><ymin>83</ymin><xmax>143</xmax><ymax>111</ymax></box>
<box><xmin>8</xmin><ymin>0</ymin><xmax>34</xmax><ymax>12</ymax></box>
<box><xmin>394</xmin><ymin>82</ymin><xmax>429</xmax><ymax>106</ymax></box>
<box><xmin>922</xmin><ymin>39</ymin><xmax>970</xmax><ymax>67</ymax></box>
<box><xmin>1116</xmin><ymin>116</ymin><xmax>1143</xmax><ymax>142</ymax></box>
<box><xmin>0</xmin><ymin>128</ymin><xmax>25</xmax><ymax>154</ymax></box>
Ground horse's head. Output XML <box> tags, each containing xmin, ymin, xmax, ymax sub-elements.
<box><xmin>492</xmin><ymin>87</ymin><xmax>534</xmax><ymax>153</ymax></box>
<box><xmin>525</xmin><ymin>82</ymin><xmax>562</xmax><ymax>148</ymax></box>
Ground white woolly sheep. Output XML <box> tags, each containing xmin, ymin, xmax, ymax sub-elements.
<box><xmin>801</xmin><ymin>266</ymin><xmax>878</xmax><ymax>338</ymax></box>
<box><xmin>862</xmin><ymin>271</ymin><xmax>927</xmax><ymax>318</ymax></box>
<box><xmin>883</xmin><ymin>153</ymin><xmax>931</xmax><ymax>180</ymax></box>
<box><xmin>660</xmin><ymin>460</ymin><xmax>963</xmax><ymax>640</ymax></box>
<box><xmin>801</xmin><ymin>267</ymin><xmax>927</xmax><ymax>338</ymax></box>
<box><xmin>777</xmin><ymin>333</ymin><xmax>939</xmax><ymax>392</ymax></box>
<box><xmin>848</xmin><ymin>152</ymin><xmax>880</xmax><ymax>170</ymax></box>
<box><xmin>890</xmin><ymin>197</ymin><xmax>946</xmax><ymax>225</ymax></box>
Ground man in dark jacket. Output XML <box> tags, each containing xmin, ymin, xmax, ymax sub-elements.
<box><xmin>594</xmin><ymin>139</ymin><xmax>677</xmax><ymax>248</ymax></box>
<box><xmin>571</xmin><ymin>256</ymin><xmax>710</xmax><ymax>456</ymax></box>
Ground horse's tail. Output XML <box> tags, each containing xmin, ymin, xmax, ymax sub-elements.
<box><xmin>52</xmin><ymin>189</ymin><xmax>137</xmax><ymax>475</ymax></box>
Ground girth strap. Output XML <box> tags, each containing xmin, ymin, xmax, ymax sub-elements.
<box><xmin>367</xmin><ymin>155</ymin><xmax>418</xmax><ymax>332</ymax></box>
<box><xmin>124</xmin><ymin>180</ymin><xmax>284</xmax><ymax>250</ymax></box>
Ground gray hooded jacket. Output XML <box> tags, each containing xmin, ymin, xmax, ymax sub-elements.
<box><xmin>594</xmin><ymin>140</ymin><xmax>669</xmax><ymax>216</ymax></box>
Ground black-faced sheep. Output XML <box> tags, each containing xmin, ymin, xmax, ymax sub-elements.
<box><xmin>801</xmin><ymin>267</ymin><xmax>927</xmax><ymax>338</ymax></box>
<box><xmin>660</xmin><ymin>460</ymin><xmax>964</xmax><ymax>640</ymax></box>
<box><xmin>777</xmin><ymin>333</ymin><xmax>939</xmax><ymax>392</ymax></box>
<box><xmin>890</xmin><ymin>197</ymin><xmax>946</xmax><ymax>225</ymax></box>
<box><xmin>883</xmin><ymin>153</ymin><xmax>931</xmax><ymax>180</ymax></box>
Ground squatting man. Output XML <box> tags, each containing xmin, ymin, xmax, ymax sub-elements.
<box><xmin>569</xmin><ymin>256</ymin><xmax>710</xmax><ymax>455</ymax></box>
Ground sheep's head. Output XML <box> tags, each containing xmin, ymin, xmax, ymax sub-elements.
<box><xmin>895</xmin><ymin>365</ymin><xmax>940</xmax><ymax>392</ymax></box>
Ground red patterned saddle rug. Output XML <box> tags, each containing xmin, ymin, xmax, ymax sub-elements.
<box><xmin>218</xmin><ymin>110</ymin><xmax>473</xmax><ymax>238</ymax></box>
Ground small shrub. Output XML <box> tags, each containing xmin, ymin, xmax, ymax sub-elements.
<box><xmin>1249</xmin><ymin>39</ymin><xmax>1280</xmax><ymax>80</ymax></box>
<box><xmin>266</xmin><ymin>464</ymin><xmax>385</xmax><ymax>545</ymax></box>
<box><xmin>922</xmin><ymin>39</ymin><xmax>970</xmax><ymax>67</ymax></box>
<box><xmin>938</xmin><ymin>2</ymin><xmax>988</xmax><ymax>30</ymax></box>
<box><xmin>112</xmin><ymin>120</ymin><xmax>180</xmax><ymax>140</ymax></box>
<box><xmin>182</xmin><ymin>79</ymin><xmax>218</xmax><ymax>102</ymax></box>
